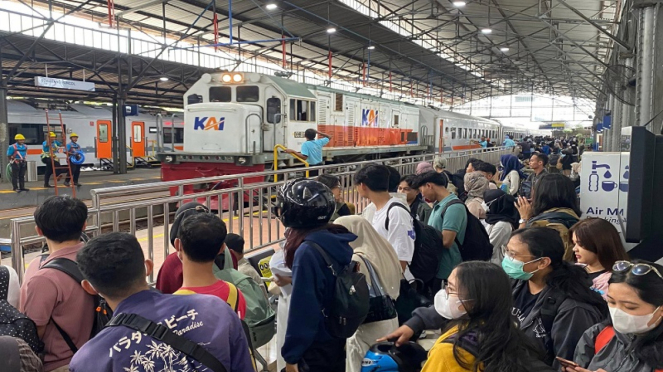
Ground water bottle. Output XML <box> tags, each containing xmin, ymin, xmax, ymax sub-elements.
<box><xmin>589</xmin><ymin>171</ymin><xmax>599</xmax><ymax>192</ymax></box>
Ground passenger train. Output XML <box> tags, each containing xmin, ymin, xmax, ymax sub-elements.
<box><xmin>158</xmin><ymin>71</ymin><xmax>543</xmax><ymax>182</ymax></box>
<box><xmin>6</xmin><ymin>101</ymin><xmax>183</xmax><ymax>171</ymax></box>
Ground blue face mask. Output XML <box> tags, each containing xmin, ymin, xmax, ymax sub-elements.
<box><xmin>501</xmin><ymin>256</ymin><xmax>542</xmax><ymax>281</ymax></box>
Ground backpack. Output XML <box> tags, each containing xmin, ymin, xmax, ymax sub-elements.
<box><xmin>307</xmin><ymin>241</ymin><xmax>369</xmax><ymax>339</ymax></box>
<box><xmin>528</xmin><ymin>210</ymin><xmax>579</xmax><ymax>262</ymax></box>
<box><xmin>440</xmin><ymin>199</ymin><xmax>493</xmax><ymax>261</ymax></box>
<box><xmin>0</xmin><ymin>267</ymin><xmax>43</xmax><ymax>354</ymax></box>
<box><xmin>0</xmin><ymin>336</ymin><xmax>43</xmax><ymax>372</ymax></box>
<box><xmin>40</xmin><ymin>257</ymin><xmax>113</xmax><ymax>353</ymax></box>
<box><xmin>213</xmin><ymin>251</ymin><xmax>276</xmax><ymax>348</ymax></box>
<box><xmin>385</xmin><ymin>203</ymin><xmax>444</xmax><ymax>283</ymax></box>
<box><xmin>594</xmin><ymin>326</ymin><xmax>663</xmax><ymax>372</ymax></box>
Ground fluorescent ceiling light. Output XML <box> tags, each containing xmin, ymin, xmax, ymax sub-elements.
<box><xmin>159</xmin><ymin>77</ymin><xmax>169</xmax><ymax>81</ymax></box>
<box><xmin>265</xmin><ymin>3</ymin><xmax>277</xmax><ymax>10</ymax></box>
<box><xmin>327</xmin><ymin>27</ymin><xmax>336</xmax><ymax>34</ymax></box>
<box><xmin>481</xmin><ymin>28</ymin><xmax>492</xmax><ymax>34</ymax></box>
<box><xmin>452</xmin><ymin>1</ymin><xmax>466</xmax><ymax>7</ymax></box>
<box><xmin>367</xmin><ymin>45</ymin><xmax>375</xmax><ymax>50</ymax></box>
<box><xmin>500</xmin><ymin>47</ymin><xmax>509</xmax><ymax>52</ymax></box>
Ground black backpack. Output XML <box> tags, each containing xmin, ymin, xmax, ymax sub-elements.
<box><xmin>40</xmin><ymin>257</ymin><xmax>113</xmax><ymax>353</ymax></box>
<box><xmin>440</xmin><ymin>199</ymin><xmax>493</xmax><ymax>261</ymax></box>
<box><xmin>385</xmin><ymin>203</ymin><xmax>444</xmax><ymax>283</ymax></box>
<box><xmin>307</xmin><ymin>241</ymin><xmax>369</xmax><ymax>339</ymax></box>
<box><xmin>0</xmin><ymin>266</ymin><xmax>43</xmax><ymax>354</ymax></box>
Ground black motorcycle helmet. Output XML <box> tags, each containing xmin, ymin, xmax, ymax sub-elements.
<box><xmin>362</xmin><ymin>342</ymin><xmax>428</xmax><ymax>372</ymax></box>
<box><xmin>275</xmin><ymin>178</ymin><xmax>335</xmax><ymax>229</ymax></box>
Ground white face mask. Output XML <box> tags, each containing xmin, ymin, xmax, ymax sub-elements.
<box><xmin>609</xmin><ymin>306</ymin><xmax>662</xmax><ymax>335</ymax></box>
<box><xmin>481</xmin><ymin>201</ymin><xmax>489</xmax><ymax>212</ymax></box>
<box><xmin>434</xmin><ymin>289</ymin><xmax>467</xmax><ymax>320</ymax></box>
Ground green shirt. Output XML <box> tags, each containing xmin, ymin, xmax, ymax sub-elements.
<box><xmin>428</xmin><ymin>194</ymin><xmax>466</xmax><ymax>280</ymax></box>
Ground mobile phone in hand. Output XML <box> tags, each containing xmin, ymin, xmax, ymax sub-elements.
<box><xmin>556</xmin><ymin>356</ymin><xmax>579</xmax><ymax>368</ymax></box>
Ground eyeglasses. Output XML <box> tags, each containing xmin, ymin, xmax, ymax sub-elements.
<box><xmin>501</xmin><ymin>245</ymin><xmax>534</xmax><ymax>260</ymax></box>
<box><xmin>442</xmin><ymin>283</ymin><xmax>473</xmax><ymax>302</ymax></box>
<box><xmin>613</xmin><ymin>261</ymin><xmax>663</xmax><ymax>281</ymax></box>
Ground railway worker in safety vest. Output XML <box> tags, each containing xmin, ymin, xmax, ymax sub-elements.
<box><xmin>41</xmin><ymin>131</ymin><xmax>64</xmax><ymax>188</ymax></box>
<box><xmin>65</xmin><ymin>133</ymin><xmax>82</xmax><ymax>187</ymax></box>
<box><xmin>7</xmin><ymin>134</ymin><xmax>29</xmax><ymax>192</ymax></box>
<box><xmin>284</xmin><ymin>128</ymin><xmax>331</xmax><ymax>176</ymax></box>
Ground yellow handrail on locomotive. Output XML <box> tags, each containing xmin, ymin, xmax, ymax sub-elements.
<box><xmin>273</xmin><ymin>144</ymin><xmax>309</xmax><ymax>182</ymax></box>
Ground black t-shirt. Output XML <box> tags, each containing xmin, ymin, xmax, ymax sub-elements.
<box><xmin>588</xmin><ymin>269</ymin><xmax>607</xmax><ymax>281</ymax></box>
<box><xmin>513</xmin><ymin>284</ymin><xmax>540</xmax><ymax>324</ymax></box>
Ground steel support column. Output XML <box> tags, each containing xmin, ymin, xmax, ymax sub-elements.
<box><xmin>611</xmin><ymin>93</ymin><xmax>624</xmax><ymax>152</ymax></box>
<box><xmin>0</xmin><ymin>82</ymin><xmax>8</xmax><ymax>183</ymax></box>
<box><xmin>635</xmin><ymin>5</ymin><xmax>657</xmax><ymax>127</ymax></box>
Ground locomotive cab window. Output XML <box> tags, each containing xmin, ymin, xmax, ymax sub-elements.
<box><xmin>209</xmin><ymin>87</ymin><xmax>231</xmax><ymax>102</ymax></box>
<box><xmin>290</xmin><ymin>99</ymin><xmax>311</xmax><ymax>121</ymax></box>
<box><xmin>237</xmin><ymin>86</ymin><xmax>259</xmax><ymax>102</ymax></box>
<box><xmin>451</xmin><ymin>127</ymin><xmax>457</xmax><ymax>139</ymax></box>
<box><xmin>267</xmin><ymin>97</ymin><xmax>282</xmax><ymax>124</ymax></box>
<box><xmin>187</xmin><ymin>94</ymin><xmax>203</xmax><ymax>105</ymax></box>
<box><xmin>394</xmin><ymin>115</ymin><xmax>400</xmax><ymax>127</ymax></box>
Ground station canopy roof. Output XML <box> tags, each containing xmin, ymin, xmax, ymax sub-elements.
<box><xmin>0</xmin><ymin>0</ymin><xmax>628</xmax><ymax>107</ymax></box>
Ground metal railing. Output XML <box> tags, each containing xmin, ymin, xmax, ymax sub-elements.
<box><xmin>9</xmin><ymin>146</ymin><xmax>512</xmax><ymax>283</ymax></box>
<box><xmin>273</xmin><ymin>144</ymin><xmax>309</xmax><ymax>182</ymax></box>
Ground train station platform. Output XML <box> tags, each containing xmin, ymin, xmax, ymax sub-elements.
<box><xmin>0</xmin><ymin>168</ymin><xmax>162</xmax><ymax>209</ymax></box>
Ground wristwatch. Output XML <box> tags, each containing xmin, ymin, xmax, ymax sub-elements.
<box><xmin>519</xmin><ymin>218</ymin><xmax>526</xmax><ymax>224</ymax></box>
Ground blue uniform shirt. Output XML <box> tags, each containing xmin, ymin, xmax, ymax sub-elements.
<box><xmin>42</xmin><ymin>140</ymin><xmax>61</xmax><ymax>155</ymax></box>
<box><xmin>69</xmin><ymin>290</ymin><xmax>254</xmax><ymax>372</ymax></box>
<box><xmin>67</xmin><ymin>141</ymin><xmax>81</xmax><ymax>154</ymax></box>
<box><xmin>503</xmin><ymin>138</ymin><xmax>516</xmax><ymax>148</ymax></box>
<box><xmin>300</xmin><ymin>137</ymin><xmax>329</xmax><ymax>165</ymax></box>
<box><xmin>7</xmin><ymin>143</ymin><xmax>28</xmax><ymax>159</ymax></box>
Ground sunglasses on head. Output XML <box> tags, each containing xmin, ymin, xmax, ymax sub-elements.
<box><xmin>613</xmin><ymin>260</ymin><xmax>663</xmax><ymax>281</ymax></box>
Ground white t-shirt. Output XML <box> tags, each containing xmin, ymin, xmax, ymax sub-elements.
<box><xmin>371</xmin><ymin>198</ymin><xmax>416</xmax><ymax>264</ymax></box>
<box><xmin>1</xmin><ymin>265</ymin><xmax>20</xmax><ymax>308</ymax></box>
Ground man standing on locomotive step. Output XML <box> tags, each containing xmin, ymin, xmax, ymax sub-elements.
<box><xmin>65</xmin><ymin>133</ymin><xmax>82</xmax><ymax>187</ymax></box>
<box><xmin>7</xmin><ymin>133</ymin><xmax>29</xmax><ymax>192</ymax></box>
<box><xmin>284</xmin><ymin>128</ymin><xmax>331</xmax><ymax>176</ymax></box>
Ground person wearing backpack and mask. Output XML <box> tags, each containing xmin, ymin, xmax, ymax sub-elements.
<box><xmin>276</xmin><ymin>179</ymin><xmax>368</xmax><ymax>372</ymax></box>
<box><xmin>19</xmin><ymin>196</ymin><xmax>92</xmax><ymax>372</ymax></box>
<box><xmin>417</xmin><ymin>262</ymin><xmax>555</xmax><ymax>372</ymax></box>
<box><xmin>503</xmin><ymin>228</ymin><xmax>607</xmax><ymax>368</ymax></box>
<box><xmin>564</xmin><ymin>260</ymin><xmax>663</xmax><ymax>372</ymax></box>
<box><xmin>515</xmin><ymin>173</ymin><xmax>581</xmax><ymax>261</ymax></box>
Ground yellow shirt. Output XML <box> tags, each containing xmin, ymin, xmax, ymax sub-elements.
<box><xmin>421</xmin><ymin>325</ymin><xmax>480</xmax><ymax>372</ymax></box>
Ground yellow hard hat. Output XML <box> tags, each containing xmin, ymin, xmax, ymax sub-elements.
<box><xmin>14</xmin><ymin>134</ymin><xmax>25</xmax><ymax>140</ymax></box>
<box><xmin>70</xmin><ymin>133</ymin><xmax>79</xmax><ymax>138</ymax></box>
<box><xmin>49</xmin><ymin>132</ymin><xmax>57</xmax><ymax>138</ymax></box>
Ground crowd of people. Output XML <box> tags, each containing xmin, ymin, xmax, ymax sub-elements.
<box><xmin>1</xmin><ymin>140</ymin><xmax>661</xmax><ymax>372</ymax></box>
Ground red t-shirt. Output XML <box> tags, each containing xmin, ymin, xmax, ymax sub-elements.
<box><xmin>156</xmin><ymin>252</ymin><xmax>239</xmax><ymax>294</ymax></box>
<box><xmin>174</xmin><ymin>280</ymin><xmax>247</xmax><ymax>319</ymax></box>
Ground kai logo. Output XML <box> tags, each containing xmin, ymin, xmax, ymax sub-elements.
<box><xmin>194</xmin><ymin>116</ymin><xmax>225</xmax><ymax>130</ymax></box>
<box><xmin>361</xmin><ymin>109</ymin><xmax>379</xmax><ymax>127</ymax></box>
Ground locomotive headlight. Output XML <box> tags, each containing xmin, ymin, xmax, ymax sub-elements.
<box><xmin>221</xmin><ymin>74</ymin><xmax>232</xmax><ymax>83</ymax></box>
<box><xmin>232</xmin><ymin>73</ymin><xmax>243</xmax><ymax>83</ymax></box>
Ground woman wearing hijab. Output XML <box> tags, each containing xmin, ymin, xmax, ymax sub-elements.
<box><xmin>463</xmin><ymin>171</ymin><xmax>489</xmax><ymax>219</ymax></box>
<box><xmin>335</xmin><ymin>215</ymin><xmax>402</xmax><ymax>372</ymax></box>
<box><xmin>500</xmin><ymin>154</ymin><xmax>525</xmax><ymax>196</ymax></box>
<box><xmin>483</xmin><ymin>189</ymin><xmax>519</xmax><ymax>264</ymax></box>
